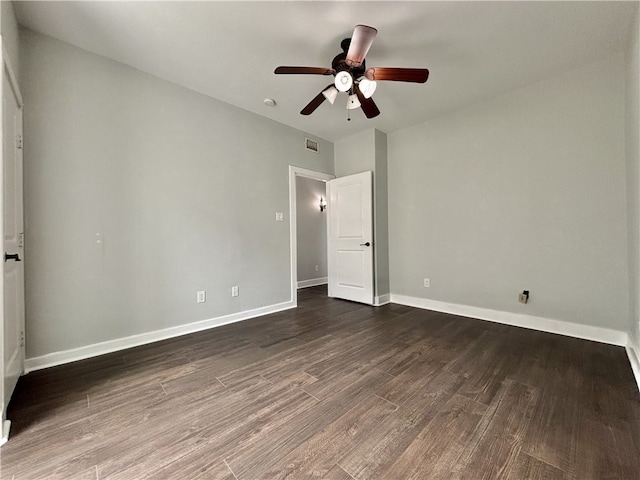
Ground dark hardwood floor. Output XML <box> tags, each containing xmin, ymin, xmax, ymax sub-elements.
<box><xmin>2</xmin><ymin>286</ymin><xmax>640</xmax><ymax>479</ymax></box>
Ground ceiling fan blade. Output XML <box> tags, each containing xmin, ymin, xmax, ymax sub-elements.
<box><xmin>274</xmin><ymin>66</ymin><xmax>335</xmax><ymax>75</ymax></box>
<box><xmin>300</xmin><ymin>84</ymin><xmax>334</xmax><ymax>115</ymax></box>
<box><xmin>365</xmin><ymin>67</ymin><xmax>429</xmax><ymax>83</ymax></box>
<box><xmin>346</xmin><ymin>25</ymin><xmax>378</xmax><ymax>68</ymax></box>
<box><xmin>355</xmin><ymin>85</ymin><xmax>380</xmax><ymax>119</ymax></box>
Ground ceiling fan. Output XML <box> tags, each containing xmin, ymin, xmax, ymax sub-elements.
<box><xmin>274</xmin><ymin>25</ymin><xmax>429</xmax><ymax>119</ymax></box>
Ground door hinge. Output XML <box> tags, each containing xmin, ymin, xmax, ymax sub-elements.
<box><xmin>15</xmin><ymin>134</ymin><xmax>22</xmax><ymax>149</ymax></box>
<box><xmin>20</xmin><ymin>330</ymin><xmax>25</xmax><ymax>347</ymax></box>
<box><xmin>18</xmin><ymin>232</ymin><xmax>24</xmax><ymax>248</ymax></box>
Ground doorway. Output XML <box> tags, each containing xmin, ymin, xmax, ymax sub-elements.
<box><xmin>288</xmin><ymin>166</ymin><xmax>334</xmax><ymax>306</ymax></box>
<box><xmin>295</xmin><ymin>176</ymin><xmax>328</xmax><ymax>289</ymax></box>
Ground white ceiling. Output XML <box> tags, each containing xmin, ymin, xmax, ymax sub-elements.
<box><xmin>13</xmin><ymin>1</ymin><xmax>636</xmax><ymax>142</ymax></box>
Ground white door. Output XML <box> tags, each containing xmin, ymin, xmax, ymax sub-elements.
<box><xmin>327</xmin><ymin>171</ymin><xmax>374</xmax><ymax>305</ymax></box>
<box><xmin>1</xmin><ymin>50</ymin><xmax>24</xmax><ymax>443</ymax></box>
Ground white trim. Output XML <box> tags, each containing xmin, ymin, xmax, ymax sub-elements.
<box><xmin>288</xmin><ymin>166</ymin><xmax>334</xmax><ymax>307</ymax></box>
<box><xmin>0</xmin><ymin>420</ymin><xmax>9</xmax><ymax>447</ymax></box>
<box><xmin>24</xmin><ymin>300</ymin><xmax>295</xmax><ymax>373</ymax></box>
<box><xmin>0</xmin><ymin>37</ymin><xmax>5</xmax><ymax>437</ymax></box>
<box><xmin>626</xmin><ymin>341</ymin><xmax>640</xmax><ymax>394</ymax></box>
<box><xmin>390</xmin><ymin>294</ymin><xmax>628</xmax><ymax>346</ymax></box>
<box><xmin>374</xmin><ymin>294</ymin><xmax>391</xmax><ymax>306</ymax></box>
<box><xmin>297</xmin><ymin>277</ymin><xmax>328</xmax><ymax>289</ymax></box>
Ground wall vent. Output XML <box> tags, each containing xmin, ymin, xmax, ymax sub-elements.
<box><xmin>305</xmin><ymin>137</ymin><xmax>319</xmax><ymax>153</ymax></box>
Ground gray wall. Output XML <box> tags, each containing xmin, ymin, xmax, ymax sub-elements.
<box><xmin>335</xmin><ymin>129</ymin><xmax>375</xmax><ymax>178</ymax></box>
<box><xmin>20</xmin><ymin>29</ymin><xmax>334</xmax><ymax>359</ymax></box>
<box><xmin>388</xmin><ymin>53</ymin><xmax>629</xmax><ymax>331</ymax></box>
<box><xmin>296</xmin><ymin>176</ymin><xmax>327</xmax><ymax>283</ymax></box>
<box><xmin>627</xmin><ymin>5</ymin><xmax>640</xmax><ymax>348</ymax></box>
<box><xmin>1</xmin><ymin>1</ymin><xmax>20</xmax><ymax>83</ymax></box>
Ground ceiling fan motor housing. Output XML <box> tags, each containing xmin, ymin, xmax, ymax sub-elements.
<box><xmin>332</xmin><ymin>42</ymin><xmax>366</xmax><ymax>77</ymax></box>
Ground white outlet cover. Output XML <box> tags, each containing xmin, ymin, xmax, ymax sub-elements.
<box><xmin>275</xmin><ymin>212</ymin><xmax>284</xmax><ymax>222</ymax></box>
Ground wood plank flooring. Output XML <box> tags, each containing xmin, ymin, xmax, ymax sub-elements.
<box><xmin>2</xmin><ymin>286</ymin><xmax>640</xmax><ymax>479</ymax></box>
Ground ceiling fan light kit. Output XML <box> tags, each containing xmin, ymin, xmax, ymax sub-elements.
<box><xmin>346</xmin><ymin>94</ymin><xmax>361</xmax><ymax>110</ymax></box>
<box><xmin>322</xmin><ymin>86</ymin><xmax>339</xmax><ymax>104</ymax></box>
<box><xmin>274</xmin><ymin>24</ymin><xmax>429</xmax><ymax>119</ymax></box>
<box><xmin>334</xmin><ymin>71</ymin><xmax>353</xmax><ymax>92</ymax></box>
<box><xmin>358</xmin><ymin>77</ymin><xmax>377</xmax><ymax>99</ymax></box>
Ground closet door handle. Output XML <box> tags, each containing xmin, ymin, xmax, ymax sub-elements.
<box><xmin>360</xmin><ymin>242</ymin><xmax>371</xmax><ymax>247</ymax></box>
<box><xmin>4</xmin><ymin>252</ymin><xmax>22</xmax><ymax>262</ymax></box>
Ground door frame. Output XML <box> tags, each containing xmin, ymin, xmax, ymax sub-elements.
<box><xmin>288</xmin><ymin>166</ymin><xmax>335</xmax><ymax>306</ymax></box>
<box><xmin>1</xmin><ymin>41</ymin><xmax>24</xmax><ymax>447</ymax></box>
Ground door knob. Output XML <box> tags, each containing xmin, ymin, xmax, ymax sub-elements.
<box><xmin>360</xmin><ymin>242</ymin><xmax>371</xmax><ymax>247</ymax></box>
<box><xmin>4</xmin><ymin>252</ymin><xmax>22</xmax><ymax>262</ymax></box>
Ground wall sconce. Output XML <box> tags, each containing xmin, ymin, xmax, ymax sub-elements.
<box><xmin>319</xmin><ymin>196</ymin><xmax>327</xmax><ymax>212</ymax></box>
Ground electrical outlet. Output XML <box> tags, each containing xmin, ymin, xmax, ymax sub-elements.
<box><xmin>519</xmin><ymin>290</ymin><xmax>529</xmax><ymax>304</ymax></box>
<box><xmin>197</xmin><ymin>291</ymin><xmax>206</xmax><ymax>303</ymax></box>
<box><xmin>314</xmin><ymin>264</ymin><xmax>319</xmax><ymax>272</ymax></box>
<box><xmin>275</xmin><ymin>212</ymin><xmax>284</xmax><ymax>222</ymax></box>
<box><xmin>423</xmin><ymin>278</ymin><xmax>430</xmax><ymax>288</ymax></box>
<box><xmin>231</xmin><ymin>286</ymin><xmax>239</xmax><ymax>297</ymax></box>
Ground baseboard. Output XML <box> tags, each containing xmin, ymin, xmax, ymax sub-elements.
<box><xmin>374</xmin><ymin>293</ymin><xmax>391</xmax><ymax>306</ymax></box>
<box><xmin>390</xmin><ymin>294</ymin><xmax>628</xmax><ymax>347</ymax></box>
<box><xmin>24</xmin><ymin>300</ymin><xmax>296</xmax><ymax>373</ymax></box>
<box><xmin>297</xmin><ymin>277</ymin><xmax>328</xmax><ymax>289</ymax></box>
<box><xmin>626</xmin><ymin>341</ymin><xmax>640</xmax><ymax>394</ymax></box>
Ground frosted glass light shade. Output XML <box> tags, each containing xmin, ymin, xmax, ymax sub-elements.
<box><xmin>346</xmin><ymin>94</ymin><xmax>361</xmax><ymax>110</ymax></box>
<box><xmin>322</xmin><ymin>86</ymin><xmax>339</xmax><ymax>104</ymax></box>
<box><xmin>358</xmin><ymin>78</ymin><xmax>377</xmax><ymax>99</ymax></box>
<box><xmin>335</xmin><ymin>71</ymin><xmax>353</xmax><ymax>92</ymax></box>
